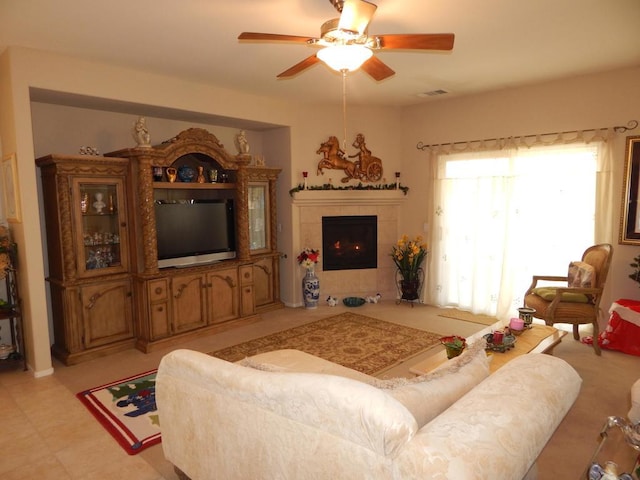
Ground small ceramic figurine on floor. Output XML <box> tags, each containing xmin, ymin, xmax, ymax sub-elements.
<box><xmin>366</xmin><ymin>293</ymin><xmax>382</xmax><ymax>304</ymax></box>
<box><xmin>327</xmin><ymin>296</ymin><xmax>338</xmax><ymax>307</ymax></box>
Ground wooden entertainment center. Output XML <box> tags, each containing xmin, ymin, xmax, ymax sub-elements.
<box><xmin>37</xmin><ymin>128</ymin><xmax>283</xmax><ymax>365</ymax></box>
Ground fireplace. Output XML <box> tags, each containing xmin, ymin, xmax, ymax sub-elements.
<box><xmin>322</xmin><ymin>215</ymin><xmax>377</xmax><ymax>271</ymax></box>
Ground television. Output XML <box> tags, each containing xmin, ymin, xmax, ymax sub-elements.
<box><xmin>155</xmin><ymin>199</ymin><xmax>236</xmax><ymax>268</ymax></box>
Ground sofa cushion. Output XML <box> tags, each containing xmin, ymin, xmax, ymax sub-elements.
<box><xmin>531</xmin><ymin>286</ymin><xmax>590</xmax><ymax>303</ymax></box>
<box><xmin>372</xmin><ymin>341</ymin><xmax>491</xmax><ymax>427</ymax></box>
<box><xmin>568</xmin><ymin>260</ymin><xmax>596</xmax><ymax>288</ymax></box>
<box><xmin>243</xmin><ymin>349</ymin><xmax>377</xmax><ymax>384</ymax></box>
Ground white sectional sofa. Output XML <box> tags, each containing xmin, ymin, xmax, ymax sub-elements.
<box><xmin>156</xmin><ymin>343</ymin><xmax>581</xmax><ymax>480</ymax></box>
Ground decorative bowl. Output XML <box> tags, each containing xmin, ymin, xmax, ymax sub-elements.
<box><xmin>510</xmin><ymin>327</ymin><xmax>525</xmax><ymax>336</ymax></box>
<box><xmin>177</xmin><ymin>165</ymin><xmax>196</xmax><ymax>183</ymax></box>
<box><xmin>483</xmin><ymin>333</ymin><xmax>516</xmax><ymax>352</ymax></box>
<box><xmin>343</xmin><ymin>297</ymin><xmax>366</xmax><ymax>307</ymax></box>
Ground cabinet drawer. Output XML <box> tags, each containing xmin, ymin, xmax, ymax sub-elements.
<box><xmin>239</xmin><ymin>266</ymin><xmax>253</xmax><ymax>286</ymax></box>
<box><xmin>148</xmin><ymin>279</ymin><xmax>168</xmax><ymax>302</ymax></box>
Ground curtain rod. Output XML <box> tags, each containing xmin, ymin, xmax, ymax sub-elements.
<box><xmin>415</xmin><ymin>119</ymin><xmax>639</xmax><ymax>151</ymax></box>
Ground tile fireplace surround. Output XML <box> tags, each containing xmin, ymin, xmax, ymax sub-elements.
<box><xmin>293</xmin><ymin>190</ymin><xmax>407</xmax><ymax>303</ymax></box>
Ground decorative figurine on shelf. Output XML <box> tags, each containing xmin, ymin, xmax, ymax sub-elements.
<box><xmin>327</xmin><ymin>296</ymin><xmax>338</xmax><ymax>307</ymax></box>
<box><xmin>166</xmin><ymin>167</ymin><xmax>177</xmax><ymax>183</ymax></box>
<box><xmin>132</xmin><ymin>116</ymin><xmax>151</xmax><ymax>147</ymax></box>
<box><xmin>196</xmin><ymin>166</ymin><xmax>206</xmax><ymax>183</ymax></box>
<box><xmin>236</xmin><ymin>130</ymin><xmax>250</xmax><ymax>154</ymax></box>
<box><xmin>93</xmin><ymin>193</ymin><xmax>106</xmax><ymax>214</ymax></box>
<box><xmin>80</xmin><ymin>193</ymin><xmax>89</xmax><ymax>214</ymax></box>
<box><xmin>79</xmin><ymin>146</ymin><xmax>100</xmax><ymax>155</ymax></box>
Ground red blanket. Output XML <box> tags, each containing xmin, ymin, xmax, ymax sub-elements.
<box><xmin>595</xmin><ymin>299</ymin><xmax>640</xmax><ymax>357</ymax></box>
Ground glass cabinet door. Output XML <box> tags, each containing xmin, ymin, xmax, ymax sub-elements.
<box><xmin>248</xmin><ymin>182</ymin><xmax>269</xmax><ymax>252</ymax></box>
<box><xmin>73</xmin><ymin>178</ymin><xmax>129</xmax><ymax>277</ymax></box>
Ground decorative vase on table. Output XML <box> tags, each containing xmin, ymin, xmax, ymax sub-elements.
<box><xmin>302</xmin><ymin>268</ymin><xmax>320</xmax><ymax>309</ymax></box>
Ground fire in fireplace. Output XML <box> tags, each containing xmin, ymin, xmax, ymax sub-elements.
<box><xmin>322</xmin><ymin>215</ymin><xmax>377</xmax><ymax>271</ymax></box>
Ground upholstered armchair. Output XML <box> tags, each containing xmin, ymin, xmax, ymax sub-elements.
<box><xmin>524</xmin><ymin>243</ymin><xmax>613</xmax><ymax>355</ymax></box>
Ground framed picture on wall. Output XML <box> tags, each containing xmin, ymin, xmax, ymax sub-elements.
<box><xmin>1</xmin><ymin>153</ymin><xmax>22</xmax><ymax>223</ymax></box>
<box><xmin>620</xmin><ymin>136</ymin><xmax>640</xmax><ymax>245</ymax></box>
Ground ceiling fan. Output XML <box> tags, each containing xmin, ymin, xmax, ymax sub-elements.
<box><xmin>238</xmin><ymin>0</ymin><xmax>454</xmax><ymax>81</ymax></box>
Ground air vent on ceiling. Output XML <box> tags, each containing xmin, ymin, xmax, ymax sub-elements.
<box><xmin>417</xmin><ymin>89</ymin><xmax>449</xmax><ymax>98</ymax></box>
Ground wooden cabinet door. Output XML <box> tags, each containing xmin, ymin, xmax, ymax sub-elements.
<box><xmin>208</xmin><ymin>269</ymin><xmax>239</xmax><ymax>324</ymax></box>
<box><xmin>80</xmin><ymin>279</ymin><xmax>133</xmax><ymax>348</ymax></box>
<box><xmin>253</xmin><ymin>257</ymin><xmax>274</xmax><ymax>308</ymax></box>
<box><xmin>171</xmin><ymin>273</ymin><xmax>208</xmax><ymax>333</ymax></box>
<box><xmin>71</xmin><ymin>177</ymin><xmax>130</xmax><ymax>279</ymax></box>
<box><xmin>148</xmin><ymin>279</ymin><xmax>171</xmax><ymax>340</ymax></box>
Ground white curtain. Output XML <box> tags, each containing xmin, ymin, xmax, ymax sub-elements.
<box><xmin>424</xmin><ymin>138</ymin><xmax>614</xmax><ymax>321</ymax></box>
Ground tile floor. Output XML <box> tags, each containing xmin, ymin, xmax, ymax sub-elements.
<box><xmin>0</xmin><ymin>301</ymin><xmax>468</xmax><ymax>479</ymax></box>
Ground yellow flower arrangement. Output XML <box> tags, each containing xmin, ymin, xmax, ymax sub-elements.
<box><xmin>391</xmin><ymin>235</ymin><xmax>428</xmax><ymax>282</ymax></box>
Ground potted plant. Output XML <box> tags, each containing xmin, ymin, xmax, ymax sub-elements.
<box><xmin>440</xmin><ymin>335</ymin><xmax>466</xmax><ymax>359</ymax></box>
<box><xmin>391</xmin><ymin>235</ymin><xmax>428</xmax><ymax>300</ymax></box>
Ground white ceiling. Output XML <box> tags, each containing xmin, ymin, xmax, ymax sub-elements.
<box><xmin>1</xmin><ymin>0</ymin><xmax>640</xmax><ymax>108</ymax></box>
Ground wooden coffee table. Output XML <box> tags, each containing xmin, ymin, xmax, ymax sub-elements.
<box><xmin>409</xmin><ymin>321</ymin><xmax>567</xmax><ymax>376</ymax></box>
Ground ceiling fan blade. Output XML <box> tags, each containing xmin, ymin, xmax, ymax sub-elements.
<box><xmin>338</xmin><ymin>0</ymin><xmax>377</xmax><ymax>35</ymax></box>
<box><xmin>360</xmin><ymin>55</ymin><xmax>395</xmax><ymax>81</ymax></box>
<box><xmin>277</xmin><ymin>55</ymin><xmax>321</xmax><ymax>78</ymax></box>
<box><xmin>238</xmin><ymin>32</ymin><xmax>316</xmax><ymax>44</ymax></box>
<box><xmin>376</xmin><ymin>33</ymin><xmax>455</xmax><ymax>51</ymax></box>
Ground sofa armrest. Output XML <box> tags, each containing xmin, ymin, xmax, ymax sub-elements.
<box><xmin>396</xmin><ymin>354</ymin><xmax>581</xmax><ymax>479</ymax></box>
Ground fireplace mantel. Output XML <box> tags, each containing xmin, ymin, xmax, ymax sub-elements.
<box><xmin>291</xmin><ymin>189</ymin><xmax>407</xmax><ymax>206</ymax></box>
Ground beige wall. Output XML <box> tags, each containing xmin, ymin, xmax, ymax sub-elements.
<box><xmin>0</xmin><ymin>47</ymin><xmax>403</xmax><ymax>374</ymax></box>
<box><xmin>1</xmin><ymin>45</ymin><xmax>637</xmax><ymax>374</ymax></box>
<box><xmin>399</xmin><ymin>66</ymin><xmax>640</xmax><ymax>311</ymax></box>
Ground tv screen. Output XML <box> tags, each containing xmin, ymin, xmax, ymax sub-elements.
<box><xmin>155</xmin><ymin>199</ymin><xmax>236</xmax><ymax>268</ymax></box>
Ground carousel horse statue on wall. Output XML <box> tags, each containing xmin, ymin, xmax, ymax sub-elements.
<box><xmin>316</xmin><ymin>134</ymin><xmax>383</xmax><ymax>183</ymax></box>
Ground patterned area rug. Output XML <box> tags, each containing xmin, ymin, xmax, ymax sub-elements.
<box><xmin>437</xmin><ymin>308</ymin><xmax>498</xmax><ymax>326</ymax></box>
<box><xmin>210</xmin><ymin>312</ymin><xmax>442</xmax><ymax>375</ymax></box>
<box><xmin>77</xmin><ymin>369</ymin><xmax>160</xmax><ymax>455</ymax></box>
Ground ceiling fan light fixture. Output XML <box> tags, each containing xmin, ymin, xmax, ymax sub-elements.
<box><xmin>337</xmin><ymin>0</ymin><xmax>377</xmax><ymax>35</ymax></box>
<box><xmin>317</xmin><ymin>45</ymin><xmax>373</xmax><ymax>72</ymax></box>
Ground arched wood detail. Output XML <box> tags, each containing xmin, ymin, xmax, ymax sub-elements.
<box><xmin>153</xmin><ymin>128</ymin><xmax>238</xmax><ymax>169</ymax></box>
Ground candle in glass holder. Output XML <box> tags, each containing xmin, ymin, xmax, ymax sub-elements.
<box><xmin>302</xmin><ymin>171</ymin><xmax>308</xmax><ymax>190</ymax></box>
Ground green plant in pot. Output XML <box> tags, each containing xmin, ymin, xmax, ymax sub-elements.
<box><xmin>440</xmin><ymin>335</ymin><xmax>466</xmax><ymax>359</ymax></box>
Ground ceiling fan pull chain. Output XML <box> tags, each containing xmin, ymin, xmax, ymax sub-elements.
<box><xmin>342</xmin><ymin>70</ymin><xmax>348</xmax><ymax>152</ymax></box>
